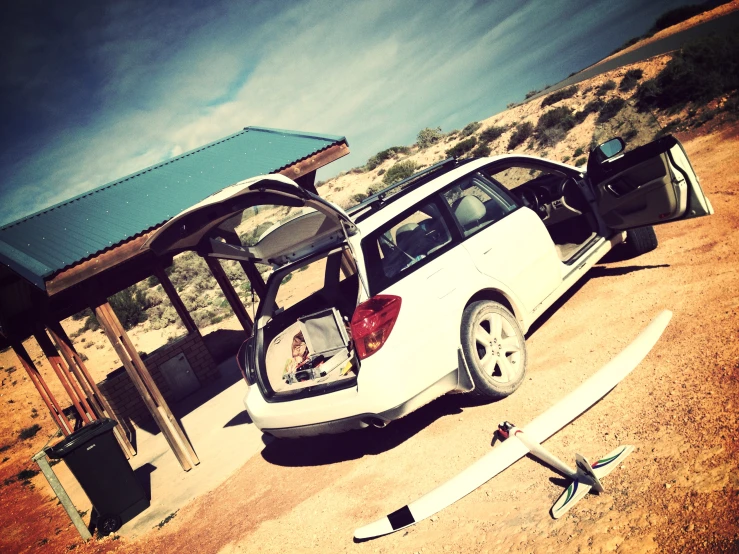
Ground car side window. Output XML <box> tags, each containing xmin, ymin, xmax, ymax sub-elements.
<box><xmin>443</xmin><ymin>173</ymin><xmax>517</xmax><ymax>236</ymax></box>
<box><xmin>370</xmin><ymin>201</ymin><xmax>452</xmax><ymax>281</ymax></box>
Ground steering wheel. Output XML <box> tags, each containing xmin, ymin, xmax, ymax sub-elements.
<box><xmin>518</xmin><ymin>188</ymin><xmax>539</xmax><ymax>212</ymax></box>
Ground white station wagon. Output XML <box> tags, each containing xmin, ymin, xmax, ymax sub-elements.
<box><xmin>148</xmin><ymin>136</ymin><xmax>712</xmax><ymax>438</ymax></box>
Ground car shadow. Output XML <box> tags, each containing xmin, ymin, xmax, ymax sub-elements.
<box><xmin>526</xmin><ymin>262</ymin><xmax>669</xmax><ymax>339</ymax></box>
<box><xmin>588</xmin><ymin>264</ymin><xmax>669</xmax><ymax>278</ymax></box>
<box><xmin>261</xmin><ymin>394</ymin><xmax>493</xmax><ymax>467</ymax></box>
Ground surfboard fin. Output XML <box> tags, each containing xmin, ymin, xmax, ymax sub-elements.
<box><xmin>551</xmin><ymin>445</ymin><xmax>633</xmax><ymax>519</ymax></box>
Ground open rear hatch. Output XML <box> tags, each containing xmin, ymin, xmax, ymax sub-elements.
<box><xmin>144</xmin><ymin>174</ymin><xmax>363</xmax><ymax>400</ymax></box>
<box><xmin>145</xmin><ymin>173</ymin><xmax>356</xmax><ymax>260</ymax></box>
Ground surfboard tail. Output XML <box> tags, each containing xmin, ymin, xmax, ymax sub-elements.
<box><xmin>551</xmin><ymin>445</ymin><xmax>634</xmax><ymax>519</ymax></box>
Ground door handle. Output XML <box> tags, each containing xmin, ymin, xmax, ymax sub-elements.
<box><xmin>606</xmin><ymin>183</ymin><xmax>623</xmax><ymax>197</ymax></box>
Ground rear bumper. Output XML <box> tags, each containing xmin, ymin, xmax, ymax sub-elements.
<box><xmin>254</xmin><ymin>368</ymin><xmax>460</xmax><ymax>438</ymax></box>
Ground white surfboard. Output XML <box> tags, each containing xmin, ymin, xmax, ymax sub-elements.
<box><xmin>354</xmin><ymin>310</ymin><xmax>672</xmax><ymax>541</ymax></box>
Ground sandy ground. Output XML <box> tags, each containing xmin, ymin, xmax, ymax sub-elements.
<box><xmin>29</xmin><ymin>119</ymin><xmax>728</xmax><ymax>554</ymax></box>
<box><xmin>0</xmin><ymin>12</ymin><xmax>738</xmax><ymax>551</ymax></box>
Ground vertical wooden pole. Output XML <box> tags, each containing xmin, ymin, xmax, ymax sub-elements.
<box><xmin>98</xmin><ymin>303</ymin><xmax>199</xmax><ymax>465</ymax></box>
<box><xmin>47</xmin><ymin>323</ymin><xmax>136</xmax><ymax>458</ymax></box>
<box><xmin>11</xmin><ymin>341</ymin><xmax>73</xmax><ymax>435</ymax></box>
<box><xmin>221</xmin><ymin>231</ymin><xmax>267</xmax><ymax>300</ymax></box>
<box><xmin>205</xmin><ymin>257</ymin><xmax>253</xmax><ymax>334</ymax></box>
<box><xmin>153</xmin><ymin>265</ymin><xmax>197</xmax><ymax>333</ymax></box>
<box><xmin>93</xmin><ymin>302</ymin><xmax>197</xmax><ymax>471</ymax></box>
<box><xmin>34</xmin><ymin>330</ymin><xmax>93</xmax><ymax>425</ymax></box>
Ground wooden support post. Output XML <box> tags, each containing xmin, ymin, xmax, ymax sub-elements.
<box><xmin>98</xmin><ymin>303</ymin><xmax>199</xmax><ymax>466</ymax></box>
<box><xmin>47</xmin><ymin>323</ymin><xmax>136</xmax><ymax>458</ymax></box>
<box><xmin>221</xmin><ymin>231</ymin><xmax>267</xmax><ymax>300</ymax></box>
<box><xmin>34</xmin><ymin>330</ymin><xmax>93</xmax><ymax>425</ymax></box>
<box><xmin>11</xmin><ymin>341</ymin><xmax>73</xmax><ymax>435</ymax></box>
<box><xmin>93</xmin><ymin>302</ymin><xmax>198</xmax><ymax>471</ymax></box>
<box><xmin>153</xmin><ymin>265</ymin><xmax>197</xmax><ymax>333</ymax></box>
<box><xmin>205</xmin><ymin>257</ymin><xmax>253</xmax><ymax>334</ymax></box>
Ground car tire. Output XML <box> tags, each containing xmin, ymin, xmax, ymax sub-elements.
<box><xmin>622</xmin><ymin>226</ymin><xmax>658</xmax><ymax>257</ymax></box>
<box><xmin>461</xmin><ymin>301</ymin><xmax>527</xmax><ymax>400</ymax></box>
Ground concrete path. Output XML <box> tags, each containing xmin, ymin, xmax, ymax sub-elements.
<box><xmin>47</xmin><ymin>357</ymin><xmax>266</xmax><ymax>539</ymax></box>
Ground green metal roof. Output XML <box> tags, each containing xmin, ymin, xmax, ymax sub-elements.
<box><xmin>0</xmin><ymin>126</ymin><xmax>347</xmax><ymax>289</ymax></box>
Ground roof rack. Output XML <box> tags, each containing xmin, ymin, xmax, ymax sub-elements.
<box><xmin>348</xmin><ymin>157</ymin><xmax>473</xmax><ymax>222</ymax></box>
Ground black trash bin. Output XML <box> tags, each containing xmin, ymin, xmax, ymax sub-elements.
<box><xmin>47</xmin><ymin>418</ymin><xmax>149</xmax><ymax>535</ymax></box>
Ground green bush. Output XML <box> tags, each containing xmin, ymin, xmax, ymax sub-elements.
<box><xmin>649</xmin><ymin>4</ymin><xmax>715</xmax><ymax>35</ymax></box>
<box><xmin>541</xmin><ymin>86</ymin><xmax>578</xmax><ymax>108</ymax></box>
<box><xmin>382</xmin><ymin>160</ymin><xmax>418</xmax><ymax>185</ymax></box>
<box><xmin>71</xmin><ymin>309</ymin><xmax>91</xmax><ymax>321</ymax></box>
<box><xmin>17</xmin><ymin>468</ymin><xmax>38</xmax><ymax>481</ymax></box>
<box><xmin>351</xmin><ymin>192</ymin><xmax>368</xmax><ymax>204</ymax></box>
<box><xmin>445</xmin><ymin>137</ymin><xmax>478</xmax><ymax>158</ymax></box>
<box><xmin>480</xmin><ymin>125</ymin><xmax>506</xmax><ymax>142</ymax></box>
<box><xmin>146</xmin><ymin>275</ymin><xmax>160</xmax><ymax>288</ymax></box>
<box><xmin>109</xmin><ymin>286</ymin><xmax>149</xmax><ymax>330</ymax></box>
<box><xmin>524</xmin><ymin>89</ymin><xmax>540</xmax><ymax>99</ymax></box>
<box><xmin>417</xmin><ymin>127</ymin><xmax>443</xmax><ymax>149</ymax></box>
<box><xmin>597</xmin><ymin>98</ymin><xmax>626</xmax><ymax>123</ymax></box>
<box><xmin>574</xmin><ymin>157</ymin><xmax>587</xmax><ymax>167</ymax></box>
<box><xmin>461</xmin><ymin>122</ymin><xmax>482</xmax><ymax>137</ymax></box>
<box><xmin>366</xmin><ymin>146</ymin><xmax>412</xmax><ymax>170</ymax></box>
<box><xmin>574</xmin><ymin>99</ymin><xmax>605</xmax><ymax>123</ymax></box>
<box><xmin>507</xmin><ymin>122</ymin><xmax>534</xmax><ymax>150</ymax></box>
<box><xmin>634</xmin><ymin>79</ymin><xmax>662</xmax><ymax>110</ymax></box>
<box><xmin>471</xmin><ymin>143</ymin><xmax>491</xmax><ymax>157</ymax></box>
<box><xmin>19</xmin><ymin>424</ymin><xmax>41</xmax><ymax>440</ymax></box>
<box><xmin>82</xmin><ymin>313</ymin><xmax>100</xmax><ymax>332</ymax></box>
<box><xmin>596</xmin><ymin>80</ymin><xmax>617</xmax><ymax>96</ymax></box>
<box><xmin>619</xmin><ymin>68</ymin><xmax>643</xmax><ymax>91</ymax></box>
<box><xmin>240</xmin><ymin>221</ymin><xmax>275</xmax><ymax>246</ymax></box>
<box><xmin>535</xmin><ymin>107</ymin><xmax>577</xmax><ymax>146</ymax></box>
<box><xmin>635</xmin><ymin>34</ymin><xmax>739</xmax><ymax>111</ymax></box>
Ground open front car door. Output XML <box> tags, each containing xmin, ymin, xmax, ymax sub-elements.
<box><xmin>587</xmin><ymin>135</ymin><xmax>713</xmax><ymax>231</ymax></box>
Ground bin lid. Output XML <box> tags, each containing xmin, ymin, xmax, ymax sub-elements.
<box><xmin>46</xmin><ymin>418</ymin><xmax>118</xmax><ymax>459</ymax></box>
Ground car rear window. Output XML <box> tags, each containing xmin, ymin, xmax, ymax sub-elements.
<box><xmin>443</xmin><ymin>174</ymin><xmax>516</xmax><ymax>236</ymax></box>
<box><xmin>363</xmin><ymin>200</ymin><xmax>453</xmax><ymax>294</ymax></box>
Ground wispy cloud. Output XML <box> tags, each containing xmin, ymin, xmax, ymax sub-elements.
<box><xmin>0</xmin><ymin>0</ymin><xmax>688</xmax><ymax>224</ymax></box>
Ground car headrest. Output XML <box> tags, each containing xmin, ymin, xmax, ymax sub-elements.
<box><xmin>453</xmin><ymin>196</ymin><xmax>486</xmax><ymax>229</ymax></box>
<box><xmin>395</xmin><ymin>223</ymin><xmax>420</xmax><ymax>251</ymax></box>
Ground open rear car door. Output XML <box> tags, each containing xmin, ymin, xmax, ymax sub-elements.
<box><xmin>587</xmin><ymin>135</ymin><xmax>713</xmax><ymax>231</ymax></box>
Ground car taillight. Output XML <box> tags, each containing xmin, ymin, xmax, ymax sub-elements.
<box><xmin>350</xmin><ymin>295</ymin><xmax>402</xmax><ymax>360</ymax></box>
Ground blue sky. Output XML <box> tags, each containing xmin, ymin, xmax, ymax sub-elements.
<box><xmin>0</xmin><ymin>0</ymin><xmax>691</xmax><ymax>225</ymax></box>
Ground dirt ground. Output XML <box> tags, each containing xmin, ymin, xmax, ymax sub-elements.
<box><xmin>112</xmin><ymin>121</ymin><xmax>737</xmax><ymax>554</ymax></box>
<box><xmin>1</xmin><ymin>10</ymin><xmax>738</xmax><ymax>552</ymax></box>
<box><xmin>0</xmin><ymin>108</ymin><xmax>731</xmax><ymax>554</ymax></box>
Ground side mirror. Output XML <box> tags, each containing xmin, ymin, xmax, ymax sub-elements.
<box><xmin>592</xmin><ymin>137</ymin><xmax>625</xmax><ymax>163</ymax></box>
